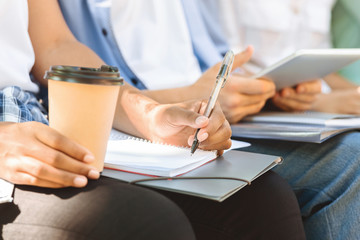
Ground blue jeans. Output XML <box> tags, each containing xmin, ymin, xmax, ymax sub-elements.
<box><xmin>240</xmin><ymin>131</ymin><xmax>360</xmax><ymax>240</ymax></box>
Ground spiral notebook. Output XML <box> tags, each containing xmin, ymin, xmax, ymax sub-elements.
<box><xmin>103</xmin><ymin>129</ymin><xmax>282</xmax><ymax>202</ymax></box>
<box><xmin>105</xmin><ymin>130</ymin><xmax>217</xmax><ymax>177</ymax></box>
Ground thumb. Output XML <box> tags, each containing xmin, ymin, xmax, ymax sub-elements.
<box><xmin>211</xmin><ymin>46</ymin><xmax>253</xmax><ymax>75</ymax></box>
<box><xmin>231</xmin><ymin>45</ymin><xmax>254</xmax><ymax>70</ymax></box>
<box><xmin>167</xmin><ymin>106</ymin><xmax>209</xmax><ymax>129</ymax></box>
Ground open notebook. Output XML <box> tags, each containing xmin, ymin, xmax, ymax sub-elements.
<box><xmin>105</xmin><ymin>131</ymin><xmax>217</xmax><ymax>177</ymax></box>
<box><xmin>105</xmin><ymin>129</ymin><xmax>250</xmax><ymax>177</ymax></box>
<box><xmin>105</xmin><ymin>129</ymin><xmax>216</xmax><ymax>177</ymax></box>
<box><xmin>103</xmin><ymin>129</ymin><xmax>281</xmax><ymax>202</ymax></box>
<box><xmin>0</xmin><ymin>179</ymin><xmax>14</xmax><ymax>204</ymax></box>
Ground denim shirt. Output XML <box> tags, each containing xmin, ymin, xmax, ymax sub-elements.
<box><xmin>58</xmin><ymin>0</ymin><xmax>226</xmax><ymax>88</ymax></box>
<box><xmin>179</xmin><ymin>0</ymin><xmax>225</xmax><ymax>71</ymax></box>
<box><xmin>58</xmin><ymin>0</ymin><xmax>147</xmax><ymax>89</ymax></box>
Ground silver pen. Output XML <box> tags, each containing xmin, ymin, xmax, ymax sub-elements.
<box><xmin>190</xmin><ymin>50</ymin><xmax>235</xmax><ymax>155</ymax></box>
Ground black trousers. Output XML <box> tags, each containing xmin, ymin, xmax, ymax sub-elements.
<box><xmin>161</xmin><ymin>171</ymin><xmax>305</xmax><ymax>240</ymax></box>
<box><xmin>0</xmin><ymin>171</ymin><xmax>305</xmax><ymax>240</ymax></box>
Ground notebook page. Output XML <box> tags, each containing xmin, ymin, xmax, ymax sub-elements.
<box><xmin>109</xmin><ymin>129</ymin><xmax>251</xmax><ymax>152</ymax></box>
<box><xmin>0</xmin><ymin>179</ymin><xmax>14</xmax><ymax>204</ymax></box>
<box><xmin>105</xmin><ymin>129</ymin><xmax>217</xmax><ymax>177</ymax></box>
<box><xmin>106</xmin><ymin>138</ymin><xmax>216</xmax><ymax>168</ymax></box>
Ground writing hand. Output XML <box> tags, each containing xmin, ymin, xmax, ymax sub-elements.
<box><xmin>145</xmin><ymin>100</ymin><xmax>231</xmax><ymax>155</ymax></box>
<box><xmin>195</xmin><ymin>46</ymin><xmax>276</xmax><ymax>123</ymax></box>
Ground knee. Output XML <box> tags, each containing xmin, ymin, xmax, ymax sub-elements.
<box><xmin>242</xmin><ymin>171</ymin><xmax>305</xmax><ymax>239</ymax></box>
<box><xmin>254</xmin><ymin>171</ymin><xmax>299</xmax><ymax>209</ymax></box>
<box><xmin>87</xmin><ymin>177</ymin><xmax>196</xmax><ymax>240</ymax></box>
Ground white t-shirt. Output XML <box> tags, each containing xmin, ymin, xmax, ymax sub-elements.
<box><xmin>0</xmin><ymin>0</ymin><xmax>39</xmax><ymax>203</ymax></box>
<box><xmin>0</xmin><ymin>0</ymin><xmax>38</xmax><ymax>92</ymax></box>
<box><xmin>201</xmin><ymin>0</ymin><xmax>336</xmax><ymax>68</ymax></box>
<box><xmin>111</xmin><ymin>0</ymin><xmax>202</xmax><ymax>90</ymax></box>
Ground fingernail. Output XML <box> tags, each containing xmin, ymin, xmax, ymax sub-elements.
<box><xmin>282</xmin><ymin>90</ymin><xmax>290</xmax><ymax>97</ymax></box>
<box><xmin>88</xmin><ymin>169</ymin><xmax>100</xmax><ymax>179</ymax></box>
<box><xmin>83</xmin><ymin>154</ymin><xmax>95</xmax><ymax>163</ymax></box>
<box><xmin>297</xmin><ymin>85</ymin><xmax>305</xmax><ymax>93</ymax></box>
<box><xmin>245</xmin><ymin>45</ymin><xmax>253</xmax><ymax>52</ymax></box>
<box><xmin>196</xmin><ymin>116</ymin><xmax>208</xmax><ymax>125</ymax></box>
<box><xmin>188</xmin><ymin>136</ymin><xmax>195</xmax><ymax>146</ymax></box>
<box><xmin>198</xmin><ymin>132</ymin><xmax>209</xmax><ymax>142</ymax></box>
<box><xmin>74</xmin><ymin>176</ymin><xmax>87</xmax><ymax>187</ymax></box>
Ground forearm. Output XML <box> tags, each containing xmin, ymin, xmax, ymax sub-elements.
<box><xmin>31</xmin><ymin>40</ymin><xmax>162</xmax><ymax>139</ymax></box>
<box><xmin>311</xmin><ymin>88</ymin><xmax>360</xmax><ymax>114</ymax></box>
<box><xmin>31</xmin><ymin>40</ymin><xmax>104</xmax><ymax>86</ymax></box>
<box><xmin>31</xmin><ymin>40</ymin><xmax>162</xmax><ymax>138</ymax></box>
<box><xmin>31</xmin><ymin>39</ymin><xmax>162</xmax><ymax>139</ymax></box>
<box><xmin>143</xmin><ymin>84</ymin><xmax>207</xmax><ymax>104</ymax></box>
<box><xmin>28</xmin><ymin>0</ymin><xmax>105</xmax><ymax>86</ymax></box>
<box><xmin>324</xmin><ymin>73</ymin><xmax>357</xmax><ymax>90</ymax></box>
<box><xmin>113</xmin><ymin>84</ymin><xmax>159</xmax><ymax>139</ymax></box>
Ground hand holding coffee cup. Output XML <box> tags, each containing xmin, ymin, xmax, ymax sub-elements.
<box><xmin>45</xmin><ymin>65</ymin><xmax>123</xmax><ymax>171</ymax></box>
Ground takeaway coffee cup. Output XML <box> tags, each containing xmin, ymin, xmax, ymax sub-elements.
<box><xmin>45</xmin><ymin>65</ymin><xmax>123</xmax><ymax>171</ymax></box>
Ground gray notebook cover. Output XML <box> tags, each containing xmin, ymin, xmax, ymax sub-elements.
<box><xmin>102</xmin><ymin>150</ymin><xmax>282</xmax><ymax>202</ymax></box>
<box><xmin>231</xmin><ymin>122</ymin><xmax>357</xmax><ymax>143</ymax></box>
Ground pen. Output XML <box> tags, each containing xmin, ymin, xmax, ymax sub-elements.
<box><xmin>190</xmin><ymin>50</ymin><xmax>235</xmax><ymax>155</ymax></box>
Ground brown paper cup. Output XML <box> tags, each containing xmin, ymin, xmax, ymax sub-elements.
<box><xmin>45</xmin><ymin>65</ymin><xmax>123</xmax><ymax>171</ymax></box>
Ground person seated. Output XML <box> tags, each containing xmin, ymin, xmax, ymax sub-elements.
<box><xmin>200</xmin><ymin>0</ymin><xmax>360</xmax><ymax>115</ymax></box>
<box><xmin>57</xmin><ymin>1</ymin><xmax>360</xmax><ymax>239</ymax></box>
<box><xmin>0</xmin><ymin>1</ymin><xmax>306</xmax><ymax>239</ymax></box>
<box><xmin>332</xmin><ymin>0</ymin><xmax>360</xmax><ymax>85</ymax></box>
<box><xmin>311</xmin><ymin>0</ymin><xmax>360</xmax><ymax>114</ymax></box>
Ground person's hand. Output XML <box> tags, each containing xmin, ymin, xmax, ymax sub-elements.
<box><xmin>220</xmin><ymin>75</ymin><xmax>275</xmax><ymax>123</ymax></box>
<box><xmin>194</xmin><ymin>46</ymin><xmax>276</xmax><ymax>123</ymax></box>
<box><xmin>311</xmin><ymin>87</ymin><xmax>360</xmax><ymax>114</ymax></box>
<box><xmin>144</xmin><ymin>100</ymin><xmax>231</xmax><ymax>155</ymax></box>
<box><xmin>0</xmin><ymin>121</ymin><xmax>100</xmax><ymax>188</ymax></box>
<box><xmin>271</xmin><ymin>79</ymin><xmax>322</xmax><ymax>111</ymax></box>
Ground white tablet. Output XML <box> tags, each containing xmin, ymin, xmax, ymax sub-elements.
<box><xmin>252</xmin><ymin>49</ymin><xmax>360</xmax><ymax>90</ymax></box>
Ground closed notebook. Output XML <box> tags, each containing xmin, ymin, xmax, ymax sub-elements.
<box><xmin>231</xmin><ymin>111</ymin><xmax>360</xmax><ymax>143</ymax></box>
<box><xmin>103</xmin><ymin>129</ymin><xmax>281</xmax><ymax>202</ymax></box>
<box><xmin>243</xmin><ymin>111</ymin><xmax>360</xmax><ymax>127</ymax></box>
<box><xmin>231</xmin><ymin>122</ymin><xmax>356</xmax><ymax>143</ymax></box>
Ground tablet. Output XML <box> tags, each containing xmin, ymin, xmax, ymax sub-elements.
<box><xmin>252</xmin><ymin>49</ymin><xmax>360</xmax><ymax>90</ymax></box>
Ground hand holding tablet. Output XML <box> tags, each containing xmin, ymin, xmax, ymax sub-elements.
<box><xmin>252</xmin><ymin>48</ymin><xmax>360</xmax><ymax>90</ymax></box>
